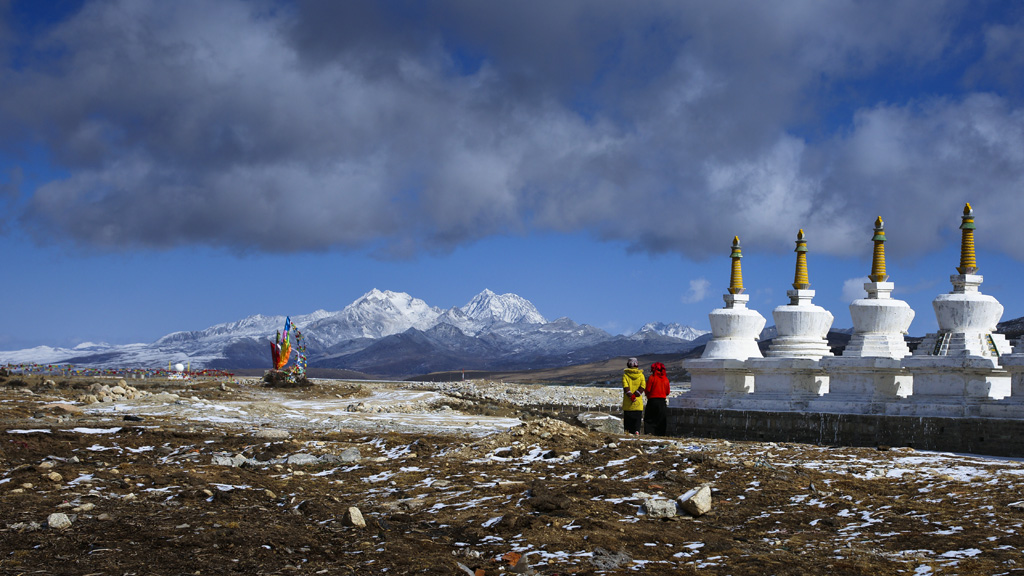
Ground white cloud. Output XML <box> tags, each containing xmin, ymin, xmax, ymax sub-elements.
<box><xmin>682</xmin><ymin>277</ymin><xmax>711</xmax><ymax>304</ymax></box>
<box><xmin>842</xmin><ymin>277</ymin><xmax>870</xmax><ymax>303</ymax></box>
<box><xmin>4</xmin><ymin>0</ymin><xmax>1024</xmax><ymax>264</ymax></box>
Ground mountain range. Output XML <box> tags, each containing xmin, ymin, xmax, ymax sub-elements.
<box><xmin>0</xmin><ymin>289</ymin><xmax>709</xmax><ymax>378</ymax></box>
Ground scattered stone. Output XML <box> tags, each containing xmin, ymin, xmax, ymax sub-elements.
<box><xmin>147</xmin><ymin>393</ymin><xmax>180</xmax><ymax>402</ymax></box>
<box><xmin>45</xmin><ymin>472</ymin><xmax>63</xmax><ymax>483</ymax></box>
<box><xmin>9</xmin><ymin>521</ymin><xmax>41</xmax><ymax>532</ymax></box>
<box><xmin>287</xmin><ymin>453</ymin><xmax>319</xmax><ymax>466</ymax></box>
<box><xmin>97</xmin><ymin>513</ymin><xmax>112</xmax><ymax>521</ymax></box>
<box><xmin>589</xmin><ymin>547</ymin><xmax>632</xmax><ymax>570</ymax></box>
<box><xmin>453</xmin><ymin>548</ymin><xmax>482</xmax><ymax>559</ymax></box>
<box><xmin>339</xmin><ymin>447</ymin><xmax>361</xmax><ymax>463</ymax></box>
<box><xmin>73</xmin><ymin>503</ymin><xmax>95</xmax><ymax>513</ymax></box>
<box><xmin>38</xmin><ymin>461</ymin><xmax>55</xmax><ymax>469</ymax></box>
<box><xmin>574</xmin><ymin>412</ymin><xmax>623</xmax><ymax>434</ymax></box>
<box><xmin>644</xmin><ymin>498</ymin><xmax>677</xmax><ymax>519</ymax></box>
<box><xmin>41</xmin><ymin>403</ymin><xmax>83</xmax><ymax>414</ymax></box>
<box><xmin>255</xmin><ymin>429</ymin><xmax>290</xmax><ymax>439</ymax></box>
<box><xmin>679</xmin><ymin>486</ymin><xmax>712</xmax><ymax>517</ymax></box>
<box><xmin>342</xmin><ymin>507</ymin><xmax>366</xmax><ymax>528</ymax></box>
<box><xmin>47</xmin><ymin>513</ymin><xmax>72</xmax><ymax>530</ymax></box>
<box><xmin>212</xmin><ymin>454</ymin><xmax>247</xmax><ymax>467</ymax></box>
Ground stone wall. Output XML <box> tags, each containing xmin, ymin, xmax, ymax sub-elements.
<box><xmin>667</xmin><ymin>407</ymin><xmax>1024</xmax><ymax>457</ymax></box>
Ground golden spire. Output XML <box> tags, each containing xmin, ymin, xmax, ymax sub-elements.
<box><xmin>869</xmin><ymin>216</ymin><xmax>888</xmax><ymax>282</ymax></box>
<box><xmin>957</xmin><ymin>202</ymin><xmax>977</xmax><ymax>274</ymax></box>
<box><xmin>729</xmin><ymin>236</ymin><xmax>744</xmax><ymax>294</ymax></box>
<box><xmin>793</xmin><ymin>229</ymin><xmax>810</xmax><ymax>290</ymax></box>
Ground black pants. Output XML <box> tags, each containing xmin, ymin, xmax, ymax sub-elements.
<box><xmin>643</xmin><ymin>398</ymin><xmax>667</xmax><ymax>436</ymax></box>
<box><xmin>623</xmin><ymin>410</ymin><xmax>643</xmax><ymax>434</ymax></box>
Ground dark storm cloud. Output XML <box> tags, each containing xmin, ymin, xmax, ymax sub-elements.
<box><xmin>2</xmin><ymin>0</ymin><xmax>1023</xmax><ymax>259</ymax></box>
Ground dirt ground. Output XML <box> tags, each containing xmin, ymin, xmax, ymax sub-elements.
<box><xmin>2</xmin><ymin>374</ymin><xmax>1023</xmax><ymax>575</ymax></box>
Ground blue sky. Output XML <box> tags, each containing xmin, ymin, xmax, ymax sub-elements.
<box><xmin>3</xmin><ymin>0</ymin><xmax>1024</xmax><ymax>350</ymax></box>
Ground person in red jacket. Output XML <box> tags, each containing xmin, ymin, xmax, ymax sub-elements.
<box><xmin>644</xmin><ymin>362</ymin><xmax>670</xmax><ymax>435</ymax></box>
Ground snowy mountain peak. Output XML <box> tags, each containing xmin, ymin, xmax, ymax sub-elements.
<box><xmin>315</xmin><ymin>289</ymin><xmax>443</xmax><ymax>340</ymax></box>
<box><xmin>636</xmin><ymin>322</ymin><xmax>708</xmax><ymax>341</ymax></box>
<box><xmin>461</xmin><ymin>289</ymin><xmax>547</xmax><ymax>325</ymax></box>
<box><xmin>73</xmin><ymin>342</ymin><xmax>111</xmax><ymax>350</ymax></box>
<box><xmin>0</xmin><ymin>287</ymin><xmax>709</xmax><ymax>372</ymax></box>
<box><xmin>352</xmin><ymin>289</ymin><xmax>439</xmax><ymax>318</ymax></box>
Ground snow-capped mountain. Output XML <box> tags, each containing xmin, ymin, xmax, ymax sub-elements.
<box><xmin>0</xmin><ymin>289</ymin><xmax>707</xmax><ymax>377</ymax></box>
<box><xmin>636</xmin><ymin>322</ymin><xmax>709</xmax><ymax>341</ymax></box>
<box><xmin>461</xmin><ymin>289</ymin><xmax>547</xmax><ymax>326</ymax></box>
<box><xmin>304</xmin><ymin>289</ymin><xmax>442</xmax><ymax>344</ymax></box>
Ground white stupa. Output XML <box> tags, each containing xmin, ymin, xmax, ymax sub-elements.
<box><xmin>677</xmin><ymin>237</ymin><xmax>766</xmax><ymax>409</ymax></box>
<box><xmin>813</xmin><ymin>217</ymin><xmax>914</xmax><ymax>414</ymax></box>
<box><xmin>742</xmin><ymin>230</ymin><xmax>834</xmax><ymax>411</ymax></box>
<box><xmin>993</xmin><ymin>338</ymin><xmax>1024</xmax><ymax>417</ymax></box>
<box><xmin>900</xmin><ymin>203</ymin><xmax>1011</xmax><ymax>416</ymax></box>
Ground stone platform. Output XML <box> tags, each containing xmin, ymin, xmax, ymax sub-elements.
<box><xmin>666</xmin><ymin>406</ymin><xmax>1024</xmax><ymax>457</ymax></box>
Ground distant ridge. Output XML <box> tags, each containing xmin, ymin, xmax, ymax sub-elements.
<box><xmin>0</xmin><ymin>289</ymin><xmax>708</xmax><ymax>378</ymax></box>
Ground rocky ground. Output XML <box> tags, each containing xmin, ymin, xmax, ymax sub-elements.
<box><xmin>2</xmin><ymin>373</ymin><xmax>1024</xmax><ymax>575</ymax></box>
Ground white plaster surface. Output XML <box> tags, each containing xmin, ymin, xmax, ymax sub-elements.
<box><xmin>914</xmin><ymin>274</ymin><xmax>1011</xmax><ymax>358</ymax></box>
<box><xmin>677</xmin><ymin>358</ymin><xmax>756</xmax><ymax>409</ymax></box>
<box><xmin>845</xmin><ymin>285</ymin><xmax>914</xmax><ymax>358</ymax></box>
<box><xmin>737</xmin><ymin>358</ymin><xmax>829</xmax><ymax>411</ymax></box>
<box><xmin>997</xmin><ymin>354</ymin><xmax>1024</xmax><ymax>398</ymax></box>
<box><xmin>811</xmin><ymin>357</ymin><xmax>912</xmax><ymax>414</ymax></box>
<box><xmin>766</xmin><ymin>290</ymin><xmax>833</xmax><ymax>359</ymax></box>
<box><xmin>703</xmin><ymin>296</ymin><xmax>766</xmax><ymax>360</ymax></box>
<box><xmin>900</xmin><ymin>356</ymin><xmax>1010</xmax><ymax>411</ymax></box>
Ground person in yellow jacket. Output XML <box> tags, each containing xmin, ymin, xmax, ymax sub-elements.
<box><xmin>622</xmin><ymin>357</ymin><xmax>646</xmax><ymax>435</ymax></box>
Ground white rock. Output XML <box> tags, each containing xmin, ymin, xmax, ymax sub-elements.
<box><xmin>287</xmin><ymin>453</ymin><xmax>319</xmax><ymax>466</ymax></box>
<box><xmin>255</xmin><ymin>429</ymin><xmax>289</xmax><ymax>439</ymax></box>
<box><xmin>212</xmin><ymin>455</ymin><xmax>246</xmax><ymax>467</ymax></box>
<box><xmin>679</xmin><ymin>486</ymin><xmax>712</xmax><ymax>517</ymax></box>
<box><xmin>343</xmin><ymin>507</ymin><xmax>366</xmax><ymax>528</ymax></box>
<box><xmin>643</xmin><ymin>499</ymin><xmax>677</xmax><ymax>519</ymax></box>
<box><xmin>339</xmin><ymin>448</ymin><xmax>361</xmax><ymax>463</ymax></box>
<box><xmin>47</xmin><ymin>513</ymin><xmax>72</xmax><ymax>529</ymax></box>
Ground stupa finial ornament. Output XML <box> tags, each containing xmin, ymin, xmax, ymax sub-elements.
<box><xmin>869</xmin><ymin>216</ymin><xmax>888</xmax><ymax>282</ymax></box>
<box><xmin>957</xmin><ymin>202</ymin><xmax>977</xmax><ymax>274</ymax></box>
<box><xmin>729</xmin><ymin>236</ymin><xmax>744</xmax><ymax>295</ymax></box>
<box><xmin>792</xmin><ymin>229</ymin><xmax>810</xmax><ymax>290</ymax></box>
